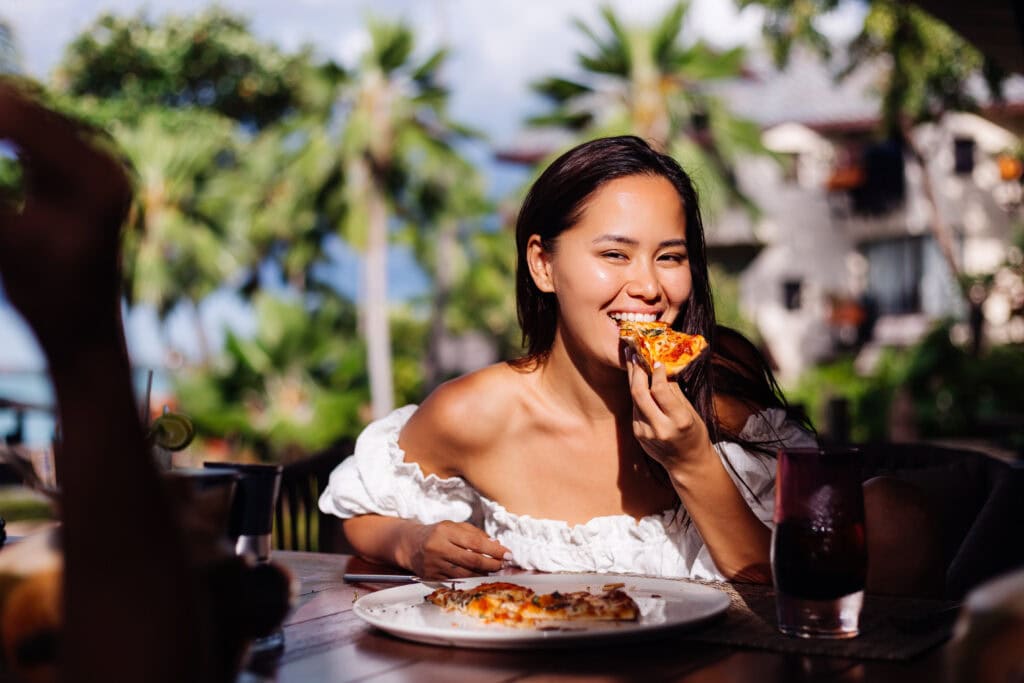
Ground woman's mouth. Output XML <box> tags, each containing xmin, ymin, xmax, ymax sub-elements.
<box><xmin>608</xmin><ymin>312</ymin><xmax>660</xmax><ymax>323</ymax></box>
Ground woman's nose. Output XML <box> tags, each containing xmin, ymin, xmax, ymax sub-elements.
<box><xmin>625</xmin><ymin>264</ymin><xmax>660</xmax><ymax>300</ymax></box>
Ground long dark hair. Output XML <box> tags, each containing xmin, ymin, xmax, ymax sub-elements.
<box><xmin>513</xmin><ymin>136</ymin><xmax>720</xmax><ymax>439</ymax></box>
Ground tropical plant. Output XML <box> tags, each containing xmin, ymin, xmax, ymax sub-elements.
<box><xmin>197</xmin><ymin>113</ymin><xmax>341</xmax><ymax>294</ymax></box>
<box><xmin>328</xmin><ymin>19</ymin><xmax>478</xmax><ymax>417</ymax></box>
<box><xmin>529</xmin><ymin>1</ymin><xmax>766</xmax><ymax>217</ymax></box>
<box><xmin>113</xmin><ymin>108</ymin><xmax>242</xmax><ymax>361</ymax></box>
<box><xmin>173</xmin><ymin>291</ymin><xmax>363</xmax><ymax>459</ymax></box>
<box><xmin>787</xmin><ymin>317</ymin><xmax>1024</xmax><ymax>449</ymax></box>
<box><xmin>50</xmin><ymin>10</ymin><xmax>331</xmax><ymax>364</ymax></box>
<box><xmin>55</xmin><ymin>8</ymin><xmax>313</xmax><ymax>129</ymax></box>
<box><xmin>173</xmin><ymin>290</ymin><xmax>428</xmax><ymax>459</ymax></box>
<box><xmin>396</xmin><ymin>148</ymin><xmax>492</xmax><ymax>388</ymax></box>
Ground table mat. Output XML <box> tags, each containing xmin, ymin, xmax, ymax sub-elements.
<box><xmin>679</xmin><ymin>580</ymin><xmax>959</xmax><ymax>660</ymax></box>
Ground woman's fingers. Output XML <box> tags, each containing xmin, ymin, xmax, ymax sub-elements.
<box><xmin>450</xmin><ymin>526</ymin><xmax>510</xmax><ymax>573</ymax></box>
<box><xmin>426</xmin><ymin>522</ymin><xmax>509</xmax><ymax>576</ymax></box>
<box><xmin>627</xmin><ymin>353</ymin><xmax>662</xmax><ymax>420</ymax></box>
<box><xmin>648</xmin><ymin>362</ymin><xmax>693</xmax><ymax>423</ymax></box>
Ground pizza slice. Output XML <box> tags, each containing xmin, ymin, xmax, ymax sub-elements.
<box><xmin>618</xmin><ymin>320</ymin><xmax>708</xmax><ymax>379</ymax></box>
<box><xmin>519</xmin><ymin>587</ymin><xmax>640</xmax><ymax>623</ymax></box>
<box><xmin>424</xmin><ymin>581</ymin><xmax>640</xmax><ymax>627</ymax></box>
<box><xmin>425</xmin><ymin>582</ymin><xmax>536</xmax><ymax>625</ymax></box>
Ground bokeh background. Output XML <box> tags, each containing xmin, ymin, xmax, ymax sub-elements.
<box><xmin>1</xmin><ymin>0</ymin><xmax>1022</xmax><ymax>478</ymax></box>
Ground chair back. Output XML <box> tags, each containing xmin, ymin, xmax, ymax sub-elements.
<box><xmin>274</xmin><ymin>443</ymin><xmax>351</xmax><ymax>553</ymax></box>
<box><xmin>855</xmin><ymin>441</ymin><xmax>1022</xmax><ymax>598</ymax></box>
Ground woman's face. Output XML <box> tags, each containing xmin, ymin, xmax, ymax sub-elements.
<box><xmin>529</xmin><ymin>173</ymin><xmax>693</xmax><ymax>372</ymax></box>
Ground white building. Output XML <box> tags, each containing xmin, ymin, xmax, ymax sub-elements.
<box><xmin>713</xmin><ymin>50</ymin><xmax>1024</xmax><ymax>381</ymax></box>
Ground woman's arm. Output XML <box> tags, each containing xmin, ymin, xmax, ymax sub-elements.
<box><xmin>337</xmin><ymin>375</ymin><xmax>511</xmax><ymax>579</ymax></box>
<box><xmin>627</xmin><ymin>355</ymin><xmax>772</xmax><ymax>582</ymax></box>
<box><xmin>342</xmin><ymin>515</ymin><xmax>509</xmax><ymax>579</ymax></box>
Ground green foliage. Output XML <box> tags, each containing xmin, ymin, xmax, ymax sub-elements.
<box><xmin>736</xmin><ymin>0</ymin><xmax>839</xmax><ymax>67</ymax></box>
<box><xmin>708</xmin><ymin>264</ymin><xmax>759</xmax><ymax>342</ymax></box>
<box><xmin>39</xmin><ymin>8</ymin><xmax>506</xmax><ymax>455</ymax></box>
<box><xmin>445</xmin><ymin>227</ymin><xmax>522</xmax><ymax>358</ymax></box>
<box><xmin>902</xmin><ymin>324</ymin><xmax>1024</xmax><ymax>446</ymax></box>
<box><xmin>56</xmin><ymin>9</ymin><xmax>316</xmax><ymax>129</ymax></box>
<box><xmin>114</xmin><ymin>107</ymin><xmax>242</xmax><ymax>314</ymax></box>
<box><xmin>740</xmin><ymin>0</ymin><xmax>1006</xmax><ymax>130</ymax></box>
<box><xmin>787</xmin><ymin>321</ymin><xmax>1024</xmax><ymax>448</ymax></box>
<box><xmin>850</xmin><ymin>1</ymin><xmax>996</xmax><ymax>129</ymax></box>
<box><xmin>173</xmin><ymin>292</ymin><xmax>367</xmax><ymax>458</ymax></box>
<box><xmin>0</xmin><ymin>150</ymin><xmax>23</xmax><ymax>208</ymax></box>
<box><xmin>529</xmin><ymin>1</ymin><xmax>766</xmax><ymax>219</ymax></box>
<box><xmin>0</xmin><ymin>489</ymin><xmax>53</xmax><ymax>522</ymax></box>
<box><xmin>786</xmin><ymin>350</ymin><xmax>903</xmax><ymax>442</ymax></box>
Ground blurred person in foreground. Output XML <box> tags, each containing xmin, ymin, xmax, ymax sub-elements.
<box><xmin>0</xmin><ymin>82</ymin><xmax>287</xmax><ymax>682</ymax></box>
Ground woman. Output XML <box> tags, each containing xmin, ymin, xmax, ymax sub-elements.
<box><xmin>320</xmin><ymin>135</ymin><xmax>817</xmax><ymax>582</ymax></box>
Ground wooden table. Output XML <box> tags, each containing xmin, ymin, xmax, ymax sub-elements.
<box><xmin>242</xmin><ymin>552</ymin><xmax>952</xmax><ymax>682</ymax></box>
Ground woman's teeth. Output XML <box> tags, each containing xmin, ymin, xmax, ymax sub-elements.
<box><xmin>609</xmin><ymin>312</ymin><xmax>658</xmax><ymax>323</ymax></box>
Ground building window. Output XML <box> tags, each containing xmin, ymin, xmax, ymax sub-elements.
<box><xmin>861</xmin><ymin>236</ymin><xmax>925</xmax><ymax>315</ymax></box>
<box><xmin>954</xmin><ymin>137</ymin><xmax>975</xmax><ymax>175</ymax></box>
<box><xmin>783</xmin><ymin>279</ymin><xmax>802</xmax><ymax>310</ymax></box>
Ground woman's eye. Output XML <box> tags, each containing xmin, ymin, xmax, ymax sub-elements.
<box><xmin>602</xmin><ymin>251</ymin><xmax>627</xmax><ymax>261</ymax></box>
<box><xmin>658</xmin><ymin>253</ymin><xmax>687</xmax><ymax>263</ymax></box>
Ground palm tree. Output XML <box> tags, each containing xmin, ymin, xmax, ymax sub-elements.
<box><xmin>111</xmin><ymin>107</ymin><xmax>241</xmax><ymax>363</ymax></box>
<box><xmin>530</xmin><ymin>2</ymin><xmax>765</xmax><ymax>216</ymax></box>
<box><xmin>331</xmin><ymin>20</ymin><xmax>475</xmax><ymax>418</ymax></box>
<box><xmin>198</xmin><ymin>112</ymin><xmax>339</xmax><ymax>294</ymax></box>
<box><xmin>394</xmin><ymin>145</ymin><xmax>490</xmax><ymax>389</ymax></box>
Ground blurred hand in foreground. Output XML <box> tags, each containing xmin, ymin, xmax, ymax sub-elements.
<box><xmin>0</xmin><ymin>81</ymin><xmax>289</xmax><ymax>683</ymax></box>
<box><xmin>0</xmin><ymin>80</ymin><xmax>132</xmax><ymax>348</ymax></box>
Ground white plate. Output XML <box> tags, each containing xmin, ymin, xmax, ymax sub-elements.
<box><xmin>352</xmin><ymin>573</ymin><xmax>730</xmax><ymax>649</ymax></box>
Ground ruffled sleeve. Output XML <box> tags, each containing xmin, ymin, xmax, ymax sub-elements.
<box><xmin>714</xmin><ymin>407</ymin><xmax>818</xmax><ymax>526</ymax></box>
<box><xmin>685</xmin><ymin>408</ymin><xmax>818</xmax><ymax>579</ymax></box>
<box><xmin>317</xmin><ymin>405</ymin><xmax>482</xmax><ymax>525</ymax></box>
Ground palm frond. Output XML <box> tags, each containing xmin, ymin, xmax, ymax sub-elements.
<box><xmin>652</xmin><ymin>1</ymin><xmax>688</xmax><ymax>70</ymax></box>
<box><xmin>412</xmin><ymin>47</ymin><xmax>448</xmax><ymax>85</ymax></box>
<box><xmin>671</xmin><ymin>44</ymin><xmax>745</xmax><ymax>80</ymax></box>
<box><xmin>574</xmin><ymin>9</ymin><xmax>631</xmax><ymax>76</ymax></box>
<box><xmin>531</xmin><ymin>76</ymin><xmax>593</xmax><ymax>104</ymax></box>
<box><xmin>368</xmin><ymin>20</ymin><xmax>414</xmax><ymax>74</ymax></box>
<box><xmin>525</xmin><ymin>111</ymin><xmax>595</xmax><ymax>131</ymax></box>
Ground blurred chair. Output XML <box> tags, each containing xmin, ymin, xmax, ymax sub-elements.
<box><xmin>856</xmin><ymin>441</ymin><xmax>1024</xmax><ymax>599</ymax></box>
<box><xmin>273</xmin><ymin>443</ymin><xmax>351</xmax><ymax>553</ymax></box>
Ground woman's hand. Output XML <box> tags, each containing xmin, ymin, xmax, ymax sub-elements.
<box><xmin>627</xmin><ymin>353</ymin><xmax>716</xmax><ymax>475</ymax></box>
<box><xmin>398</xmin><ymin>520</ymin><xmax>511</xmax><ymax>580</ymax></box>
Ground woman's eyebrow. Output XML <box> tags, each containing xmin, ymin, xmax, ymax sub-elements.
<box><xmin>590</xmin><ymin>235</ymin><xmax>688</xmax><ymax>248</ymax></box>
<box><xmin>591</xmin><ymin>234</ymin><xmax>637</xmax><ymax>245</ymax></box>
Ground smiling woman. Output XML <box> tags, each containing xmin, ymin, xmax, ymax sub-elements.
<box><xmin>320</xmin><ymin>136</ymin><xmax>816</xmax><ymax>583</ymax></box>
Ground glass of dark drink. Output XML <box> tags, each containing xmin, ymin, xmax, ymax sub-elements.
<box><xmin>772</xmin><ymin>446</ymin><xmax>866</xmax><ymax>639</ymax></box>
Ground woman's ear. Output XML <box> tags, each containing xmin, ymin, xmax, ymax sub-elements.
<box><xmin>526</xmin><ymin>234</ymin><xmax>555</xmax><ymax>293</ymax></box>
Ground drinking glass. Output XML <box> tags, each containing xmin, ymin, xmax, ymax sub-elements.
<box><xmin>203</xmin><ymin>462</ymin><xmax>283</xmax><ymax>562</ymax></box>
<box><xmin>772</xmin><ymin>447</ymin><xmax>867</xmax><ymax>639</ymax></box>
<box><xmin>204</xmin><ymin>462</ymin><xmax>285</xmax><ymax>657</ymax></box>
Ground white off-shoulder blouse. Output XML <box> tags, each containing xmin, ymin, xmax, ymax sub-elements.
<box><xmin>319</xmin><ymin>405</ymin><xmax>817</xmax><ymax>580</ymax></box>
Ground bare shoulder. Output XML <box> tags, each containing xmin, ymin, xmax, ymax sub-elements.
<box><xmin>398</xmin><ymin>363</ymin><xmax>524</xmax><ymax>478</ymax></box>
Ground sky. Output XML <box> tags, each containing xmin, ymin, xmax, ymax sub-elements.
<box><xmin>0</xmin><ymin>0</ymin><xmax>865</xmax><ymax>375</ymax></box>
